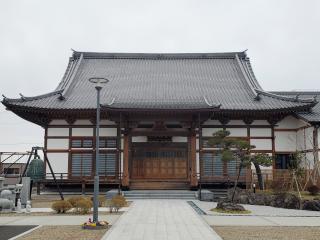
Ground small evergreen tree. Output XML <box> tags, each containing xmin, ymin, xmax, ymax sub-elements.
<box><xmin>208</xmin><ymin>130</ymin><xmax>272</xmax><ymax>201</ymax></box>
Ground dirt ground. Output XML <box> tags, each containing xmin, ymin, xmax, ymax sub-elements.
<box><xmin>17</xmin><ymin>226</ymin><xmax>109</xmax><ymax>240</ymax></box>
<box><xmin>213</xmin><ymin>226</ymin><xmax>320</xmax><ymax>240</ymax></box>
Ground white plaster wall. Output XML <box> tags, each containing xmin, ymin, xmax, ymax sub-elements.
<box><xmin>172</xmin><ymin>137</ymin><xmax>187</xmax><ymax>142</ymax></box>
<box><xmin>250</xmin><ymin>128</ymin><xmax>272</xmax><ymax>137</ymax></box>
<box><xmin>296</xmin><ymin>129</ymin><xmax>305</xmax><ymax>151</ymax></box>
<box><xmin>202</xmin><ymin>128</ymin><xmax>223</xmax><ymax>137</ymax></box>
<box><xmin>226</xmin><ymin>128</ymin><xmax>247</xmax><ymax>137</ymax></box>
<box><xmin>100</xmin><ymin>128</ymin><xmax>117</xmax><ymax>137</ymax></box>
<box><xmin>202</xmin><ymin>119</ymin><xmax>220</xmax><ymax>125</ymax></box>
<box><xmin>250</xmin><ymin>139</ymin><xmax>272</xmax><ymax>150</ymax></box>
<box><xmin>46</xmin><ymin>153</ymin><xmax>68</xmax><ymax>178</ymax></box>
<box><xmin>47</xmin><ymin>139</ymin><xmax>69</xmax><ymax>150</ymax></box>
<box><xmin>196</xmin><ymin>152</ymin><xmax>199</xmax><ymax>175</ymax></box>
<box><xmin>74</xmin><ymin>119</ymin><xmax>92</xmax><ymax>125</ymax></box>
<box><xmin>251</xmin><ymin>120</ymin><xmax>269</xmax><ymax>125</ymax></box>
<box><xmin>305</xmin><ymin>127</ymin><xmax>314</xmax><ymax>150</ymax></box>
<box><xmin>72</xmin><ymin>128</ymin><xmax>93</xmax><ymax>136</ymax></box>
<box><xmin>275</xmin><ymin>132</ymin><xmax>297</xmax><ymax>151</ymax></box>
<box><xmin>49</xmin><ymin>120</ymin><xmax>68</xmax><ymax>125</ymax></box>
<box><xmin>132</xmin><ymin>136</ymin><xmax>147</xmax><ymax>142</ymax></box>
<box><xmin>100</xmin><ymin>119</ymin><xmax>116</xmax><ymax>125</ymax></box>
<box><xmin>318</xmin><ymin>128</ymin><xmax>320</xmax><ymax>148</ymax></box>
<box><xmin>227</xmin><ymin>120</ymin><xmax>245</xmax><ymax>125</ymax></box>
<box><xmin>276</xmin><ymin>116</ymin><xmax>305</xmax><ymax>129</ymax></box>
<box><xmin>47</xmin><ymin>128</ymin><xmax>69</xmax><ymax>137</ymax></box>
<box><xmin>120</xmin><ymin>152</ymin><xmax>123</xmax><ymax>172</ymax></box>
<box><xmin>304</xmin><ymin>152</ymin><xmax>315</xmax><ymax>169</ymax></box>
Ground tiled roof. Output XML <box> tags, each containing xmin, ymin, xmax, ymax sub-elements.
<box><xmin>2</xmin><ymin>51</ymin><xmax>317</xmax><ymax>112</ymax></box>
<box><xmin>271</xmin><ymin>91</ymin><xmax>320</xmax><ymax>123</ymax></box>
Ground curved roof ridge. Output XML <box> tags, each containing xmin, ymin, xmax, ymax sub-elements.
<box><xmin>72</xmin><ymin>50</ymin><xmax>247</xmax><ymax>60</ymax></box>
<box><xmin>2</xmin><ymin>89</ymin><xmax>63</xmax><ymax>103</ymax></box>
<box><xmin>60</xmin><ymin>53</ymin><xmax>84</xmax><ymax>97</ymax></box>
<box><xmin>256</xmin><ymin>89</ymin><xmax>317</xmax><ymax>103</ymax></box>
<box><xmin>235</xmin><ymin>54</ymin><xmax>259</xmax><ymax>99</ymax></box>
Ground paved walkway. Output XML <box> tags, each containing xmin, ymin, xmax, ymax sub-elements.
<box><xmin>102</xmin><ymin>200</ymin><xmax>222</xmax><ymax>240</ymax></box>
<box><xmin>194</xmin><ymin>200</ymin><xmax>320</xmax><ymax>227</ymax></box>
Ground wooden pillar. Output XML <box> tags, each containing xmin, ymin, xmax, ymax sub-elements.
<box><xmin>313</xmin><ymin>126</ymin><xmax>319</xmax><ymax>164</ymax></box>
<box><xmin>271</xmin><ymin>125</ymin><xmax>276</xmax><ymax>181</ymax></box>
<box><xmin>122</xmin><ymin>133</ymin><xmax>130</xmax><ymax>188</ymax></box>
<box><xmin>190</xmin><ymin>132</ymin><xmax>198</xmax><ymax>188</ymax></box>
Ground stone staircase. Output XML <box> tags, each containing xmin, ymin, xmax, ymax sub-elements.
<box><xmin>107</xmin><ymin>190</ymin><xmax>197</xmax><ymax>199</ymax></box>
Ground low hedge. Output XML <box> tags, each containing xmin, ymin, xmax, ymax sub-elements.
<box><xmin>51</xmin><ymin>200</ymin><xmax>72</xmax><ymax>213</ymax></box>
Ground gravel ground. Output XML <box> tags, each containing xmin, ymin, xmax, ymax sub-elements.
<box><xmin>213</xmin><ymin>226</ymin><xmax>320</xmax><ymax>240</ymax></box>
<box><xmin>17</xmin><ymin>226</ymin><xmax>109</xmax><ymax>240</ymax></box>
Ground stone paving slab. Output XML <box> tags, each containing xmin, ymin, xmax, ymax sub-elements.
<box><xmin>0</xmin><ymin>225</ymin><xmax>38</xmax><ymax>240</ymax></box>
<box><xmin>102</xmin><ymin>200</ymin><xmax>222</xmax><ymax>240</ymax></box>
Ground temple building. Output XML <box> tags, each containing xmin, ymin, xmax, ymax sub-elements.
<box><xmin>2</xmin><ymin>51</ymin><xmax>320</xmax><ymax>190</ymax></box>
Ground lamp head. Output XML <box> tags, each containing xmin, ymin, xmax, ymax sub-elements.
<box><xmin>88</xmin><ymin>77</ymin><xmax>109</xmax><ymax>90</ymax></box>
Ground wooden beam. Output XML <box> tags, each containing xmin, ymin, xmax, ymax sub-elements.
<box><xmin>190</xmin><ymin>131</ymin><xmax>198</xmax><ymax>188</ymax></box>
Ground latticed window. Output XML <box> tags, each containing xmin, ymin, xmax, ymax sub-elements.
<box><xmin>201</xmin><ymin>152</ymin><xmax>246</xmax><ymax>177</ymax></box>
<box><xmin>71</xmin><ymin>153</ymin><xmax>92</xmax><ymax>176</ymax></box>
<box><xmin>71</xmin><ymin>138</ymin><xmax>93</xmax><ymax>148</ymax></box>
<box><xmin>99</xmin><ymin>138</ymin><xmax>117</xmax><ymax>148</ymax></box>
<box><xmin>201</xmin><ymin>152</ymin><xmax>223</xmax><ymax>176</ymax></box>
<box><xmin>98</xmin><ymin>152</ymin><xmax>117</xmax><ymax>176</ymax></box>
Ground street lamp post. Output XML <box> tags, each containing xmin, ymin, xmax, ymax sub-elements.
<box><xmin>89</xmin><ymin>77</ymin><xmax>109</xmax><ymax>223</ymax></box>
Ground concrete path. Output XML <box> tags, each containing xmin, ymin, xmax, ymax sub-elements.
<box><xmin>102</xmin><ymin>200</ymin><xmax>222</xmax><ymax>240</ymax></box>
<box><xmin>193</xmin><ymin>201</ymin><xmax>320</xmax><ymax>227</ymax></box>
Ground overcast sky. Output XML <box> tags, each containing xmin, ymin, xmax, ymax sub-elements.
<box><xmin>0</xmin><ymin>0</ymin><xmax>320</xmax><ymax>153</ymax></box>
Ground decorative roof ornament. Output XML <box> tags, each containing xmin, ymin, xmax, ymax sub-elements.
<box><xmin>19</xmin><ymin>93</ymin><xmax>26</xmax><ymax>101</ymax></box>
<box><xmin>106</xmin><ymin>97</ymin><xmax>115</xmax><ymax>106</ymax></box>
<box><xmin>58</xmin><ymin>92</ymin><xmax>65</xmax><ymax>100</ymax></box>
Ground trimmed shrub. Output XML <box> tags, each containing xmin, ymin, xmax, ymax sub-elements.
<box><xmin>51</xmin><ymin>200</ymin><xmax>72</xmax><ymax>213</ymax></box>
<box><xmin>105</xmin><ymin>199</ymin><xmax>114</xmax><ymax>213</ymax></box>
<box><xmin>307</xmin><ymin>185</ymin><xmax>320</xmax><ymax>196</ymax></box>
<box><xmin>111</xmin><ymin>194</ymin><xmax>127</xmax><ymax>212</ymax></box>
<box><xmin>90</xmin><ymin>196</ymin><xmax>106</xmax><ymax>207</ymax></box>
<box><xmin>67</xmin><ymin>196</ymin><xmax>84</xmax><ymax>207</ymax></box>
<box><xmin>74</xmin><ymin>198</ymin><xmax>93</xmax><ymax>214</ymax></box>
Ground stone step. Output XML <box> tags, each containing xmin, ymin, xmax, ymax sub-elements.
<box><xmin>106</xmin><ymin>189</ymin><xmax>197</xmax><ymax>199</ymax></box>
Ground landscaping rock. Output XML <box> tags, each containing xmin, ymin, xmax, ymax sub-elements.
<box><xmin>271</xmin><ymin>192</ymin><xmax>300</xmax><ymax>209</ymax></box>
<box><xmin>302</xmin><ymin>200</ymin><xmax>320</xmax><ymax>211</ymax></box>
<box><xmin>216</xmin><ymin>201</ymin><xmax>246</xmax><ymax>211</ymax></box>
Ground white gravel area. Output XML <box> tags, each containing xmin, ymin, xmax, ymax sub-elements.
<box><xmin>193</xmin><ymin>200</ymin><xmax>320</xmax><ymax>217</ymax></box>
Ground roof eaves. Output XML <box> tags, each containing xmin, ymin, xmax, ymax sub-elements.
<box><xmin>255</xmin><ymin>89</ymin><xmax>317</xmax><ymax>104</ymax></box>
<box><xmin>1</xmin><ymin>90</ymin><xmax>63</xmax><ymax>104</ymax></box>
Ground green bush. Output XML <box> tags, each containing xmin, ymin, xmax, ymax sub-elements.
<box><xmin>307</xmin><ymin>185</ymin><xmax>320</xmax><ymax>196</ymax></box>
<box><xmin>51</xmin><ymin>200</ymin><xmax>72</xmax><ymax>213</ymax></box>
<box><xmin>74</xmin><ymin>198</ymin><xmax>93</xmax><ymax>214</ymax></box>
